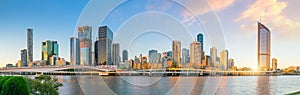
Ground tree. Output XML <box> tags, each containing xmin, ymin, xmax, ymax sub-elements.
<box><xmin>27</xmin><ymin>75</ymin><xmax>63</xmax><ymax>95</ymax></box>
<box><xmin>1</xmin><ymin>76</ymin><xmax>30</xmax><ymax>95</ymax></box>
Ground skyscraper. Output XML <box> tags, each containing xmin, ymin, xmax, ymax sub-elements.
<box><xmin>190</xmin><ymin>41</ymin><xmax>201</xmax><ymax>65</ymax></box>
<box><xmin>98</xmin><ymin>26</ymin><xmax>113</xmax><ymax>65</ymax></box>
<box><xmin>197</xmin><ymin>33</ymin><xmax>204</xmax><ymax>51</ymax></box>
<box><xmin>272</xmin><ymin>58</ymin><xmax>277</xmax><ymax>71</ymax></box>
<box><xmin>149</xmin><ymin>49</ymin><xmax>158</xmax><ymax>64</ymax></box>
<box><xmin>220</xmin><ymin>50</ymin><xmax>229</xmax><ymax>70</ymax></box>
<box><xmin>94</xmin><ymin>39</ymin><xmax>99</xmax><ymax>66</ymax></box>
<box><xmin>70</xmin><ymin>37</ymin><xmax>80</xmax><ymax>66</ymax></box>
<box><xmin>210</xmin><ymin>47</ymin><xmax>217</xmax><ymax>67</ymax></box>
<box><xmin>229</xmin><ymin>58</ymin><xmax>234</xmax><ymax>69</ymax></box>
<box><xmin>78</xmin><ymin>26</ymin><xmax>92</xmax><ymax>66</ymax></box>
<box><xmin>122</xmin><ymin>50</ymin><xmax>128</xmax><ymax>62</ymax></box>
<box><xmin>182</xmin><ymin>48</ymin><xmax>190</xmax><ymax>65</ymax></box>
<box><xmin>112</xmin><ymin>43</ymin><xmax>120</xmax><ymax>65</ymax></box>
<box><xmin>42</xmin><ymin>40</ymin><xmax>58</xmax><ymax>65</ymax></box>
<box><xmin>172</xmin><ymin>41</ymin><xmax>181</xmax><ymax>67</ymax></box>
<box><xmin>27</xmin><ymin>28</ymin><xmax>33</xmax><ymax>63</ymax></box>
<box><xmin>53</xmin><ymin>41</ymin><xmax>59</xmax><ymax>56</ymax></box>
<box><xmin>258</xmin><ymin>22</ymin><xmax>271</xmax><ymax>71</ymax></box>
<box><xmin>21</xmin><ymin>49</ymin><xmax>27</xmax><ymax>67</ymax></box>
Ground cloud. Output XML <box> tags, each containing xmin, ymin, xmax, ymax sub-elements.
<box><xmin>180</xmin><ymin>0</ymin><xmax>235</xmax><ymax>25</ymax></box>
<box><xmin>236</xmin><ymin>0</ymin><xmax>300</xmax><ymax>38</ymax></box>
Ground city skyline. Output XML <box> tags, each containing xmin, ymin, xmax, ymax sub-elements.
<box><xmin>0</xmin><ymin>0</ymin><xmax>300</xmax><ymax>69</ymax></box>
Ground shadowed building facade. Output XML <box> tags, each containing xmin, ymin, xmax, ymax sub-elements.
<box><xmin>257</xmin><ymin>22</ymin><xmax>271</xmax><ymax>71</ymax></box>
<box><xmin>98</xmin><ymin>26</ymin><xmax>113</xmax><ymax>65</ymax></box>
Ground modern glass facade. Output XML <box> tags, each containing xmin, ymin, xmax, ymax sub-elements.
<box><xmin>70</xmin><ymin>37</ymin><xmax>80</xmax><ymax>66</ymax></box>
<box><xmin>220</xmin><ymin>50</ymin><xmax>229</xmax><ymax>70</ymax></box>
<box><xmin>197</xmin><ymin>33</ymin><xmax>204</xmax><ymax>51</ymax></box>
<box><xmin>258</xmin><ymin>22</ymin><xmax>271</xmax><ymax>71</ymax></box>
<box><xmin>149</xmin><ymin>49</ymin><xmax>158</xmax><ymax>64</ymax></box>
<box><xmin>42</xmin><ymin>40</ymin><xmax>59</xmax><ymax>65</ymax></box>
<box><xmin>210</xmin><ymin>47</ymin><xmax>217</xmax><ymax>67</ymax></box>
<box><xmin>78</xmin><ymin>26</ymin><xmax>92</xmax><ymax>66</ymax></box>
<box><xmin>94</xmin><ymin>39</ymin><xmax>98</xmax><ymax>66</ymax></box>
<box><xmin>122</xmin><ymin>50</ymin><xmax>128</xmax><ymax>62</ymax></box>
<box><xmin>21</xmin><ymin>49</ymin><xmax>27</xmax><ymax>67</ymax></box>
<box><xmin>182</xmin><ymin>48</ymin><xmax>189</xmax><ymax>64</ymax></box>
<box><xmin>98</xmin><ymin>26</ymin><xmax>113</xmax><ymax>65</ymax></box>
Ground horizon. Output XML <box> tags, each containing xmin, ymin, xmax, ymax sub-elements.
<box><xmin>1</xmin><ymin>0</ymin><xmax>300</xmax><ymax>69</ymax></box>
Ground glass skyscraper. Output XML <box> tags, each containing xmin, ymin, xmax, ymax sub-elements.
<box><xmin>78</xmin><ymin>26</ymin><xmax>92</xmax><ymax>66</ymax></box>
<box><xmin>21</xmin><ymin>49</ymin><xmax>27</xmax><ymax>67</ymax></box>
<box><xmin>42</xmin><ymin>40</ymin><xmax>59</xmax><ymax>65</ymax></box>
<box><xmin>182</xmin><ymin>48</ymin><xmax>189</xmax><ymax>64</ymax></box>
<box><xmin>27</xmin><ymin>28</ymin><xmax>33</xmax><ymax>63</ymax></box>
<box><xmin>112</xmin><ymin>43</ymin><xmax>120</xmax><ymax>65</ymax></box>
<box><xmin>94</xmin><ymin>39</ymin><xmax>99</xmax><ymax>66</ymax></box>
<box><xmin>70</xmin><ymin>37</ymin><xmax>80</xmax><ymax>66</ymax></box>
<box><xmin>258</xmin><ymin>22</ymin><xmax>271</xmax><ymax>71</ymax></box>
<box><xmin>122</xmin><ymin>50</ymin><xmax>128</xmax><ymax>62</ymax></box>
<box><xmin>98</xmin><ymin>26</ymin><xmax>113</xmax><ymax>65</ymax></box>
<box><xmin>197</xmin><ymin>33</ymin><xmax>204</xmax><ymax>51</ymax></box>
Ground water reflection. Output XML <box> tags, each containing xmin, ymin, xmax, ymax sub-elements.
<box><xmin>256</xmin><ymin>76</ymin><xmax>271</xmax><ymax>95</ymax></box>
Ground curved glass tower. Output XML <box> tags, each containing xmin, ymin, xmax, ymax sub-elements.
<box><xmin>257</xmin><ymin>22</ymin><xmax>271</xmax><ymax>71</ymax></box>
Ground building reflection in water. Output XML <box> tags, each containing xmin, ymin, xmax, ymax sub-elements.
<box><xmin>256</xmin><ymin>76</ymin><xmax>271</xmax><ymax>95</ymax></box>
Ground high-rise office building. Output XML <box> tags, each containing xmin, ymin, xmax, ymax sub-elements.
<box><xmin>70</xmin><ymin>37</ymin><xmax>80</xmax><ymax>66</ymax></box>
<box><xmin>42</xmin><ymin>40</ymin><xmax>58</xmax><ymax>65</ymax></box>
<box><xmin>112</xmin><ymin>43</ymin><xmax>120</xmax><ymax>65</ymax></box>
<box><xmin>166</xmin><ymin>51</ymin><xmax>172</xmax><ymax>58</ymax></box>
<box><xmin>149</xmin><ymin>49</ymin><xmax>158</xmax><ymax>64</ymax></box>
<box><xmin>78</xmin><ymin>26</ymin><xmax>92</xmax><ymax>66</ymax></box>
<box><xmin>122</xmin><ymin>50</ymin><xmax>128</xmax><ymax>62</ymax></box>
<box><xmin>210</xmin><ymin>47</ymin><xmax>217</xmax><ymax>67</ymax></box>
<box><xmin>27</xmin><ymin>28</ymin><xmax>33</xmax><ymax>63</ymax></box>
<box><xmin>190</xmin><ymin>41</ymin><xmax>201</xmax><ymax>64</ymax></box>
<box><xmin>229</xmin><ymin>58</ymin><xmax>234</xmax><ymax>69</ymax></box>
<box><xmin>220</xmin><ymin>50</ymin><xmax>229</xmax><ymax>70</ymax></box>
<box><xmin>172</xmin><ymin>41</ymin><xmax>181</xmax><ymax>67</ymax></box>
<box><xmin>197</xmin><ymin>33</ymin><xmax>204</xmax><ymax>51</ymax></box>
<box><xmin>272</xmin><ymin>58</ymin><xmax>277</xmax><ymax>71</ymax></box>
<box><xmin>98</xmin><ymin>26</ymin><xmax>113</xmax><ymax>65</ymax></box>
<box><xmin>21</xmin><ymin>49</ymin><xmax>27</xmax><ymax>67</ymax></box>
<box><xmin>182</xmin><ymin>48</ymin><xmax>189</xmax><ymax>64</ymax></box>
<box><xmin>258</xmin><ymin>22</ymin><xmax>271</xmax><ymax>71</ymax></box>
<box><xmin>53</xmin><ymin>41</ymin><xmax>59</xmax><ymax>56</ymax></box>
<box><xmin>94</xmin><ymin>39</ymin><xmax>99</xmax><ymax>66</ymax></box>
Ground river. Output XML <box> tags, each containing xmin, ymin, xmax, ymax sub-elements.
<box><xmin>53</xmin><ymin>75</ymin><xmax>300</xmax><ymax>95</ymax></box>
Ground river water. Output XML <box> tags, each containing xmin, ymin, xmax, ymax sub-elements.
<box><xmin>54</xmin><ymin>75</ymin><xmax>300</xmax><ymax>95</ymax></box>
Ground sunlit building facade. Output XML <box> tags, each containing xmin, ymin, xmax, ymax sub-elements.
<box><xmin>78</xmin><ymin>26</ymin><xmax>92</xmax><ymax>66</ymax></box>
<box><xmin>98</xmin><ymin>26</ymin><xmax>113</xmax><ymax>65</ymax></box>
<box><xmin>258</xmin><ymin>22</ymin><xmax>271</xmax><ymax>71</ymax></box>
<box><xmin>190</xmin><ymin>41</ymin><xmax>201</xmax><ymax>65</ymax></box>
<box><xmin>172</xmin><ymin>41</ymin><xmax>181</xmax><ymax>67</ymax></box>
<box><xmin>210</xmin><ymin>47</ymin><xmax>217</xmax><ymax>67</ymax></box>
<box><xmin>272</xmin><ymin>58</ymin><xmax>277</xmax><ymax>71</ymax></box>
<box><xmin>220</xmin><ymin>50</ymin><xmax>229</xmax><ymax>70</ymax></box>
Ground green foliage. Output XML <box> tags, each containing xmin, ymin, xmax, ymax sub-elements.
<box><xmin>27</xmin><ymin>75</ymin><xmax>63</xmax><ymax>95</ymax></box>
<box><xmin>1</xmin><ymin>76</ymin><xmax>30</xmax><ymax>95</ymax></box>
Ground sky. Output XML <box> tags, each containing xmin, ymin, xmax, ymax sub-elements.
<box><xmin>0</xmin><ymin>0</ymin><xmax>299</xmax><ymax>69</ymax></box>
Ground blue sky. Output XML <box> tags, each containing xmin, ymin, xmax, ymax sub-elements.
<box><xmin>1</xmin><ymin>0</ymin><xmax>300</xmax><ymax>69</ymax></box>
